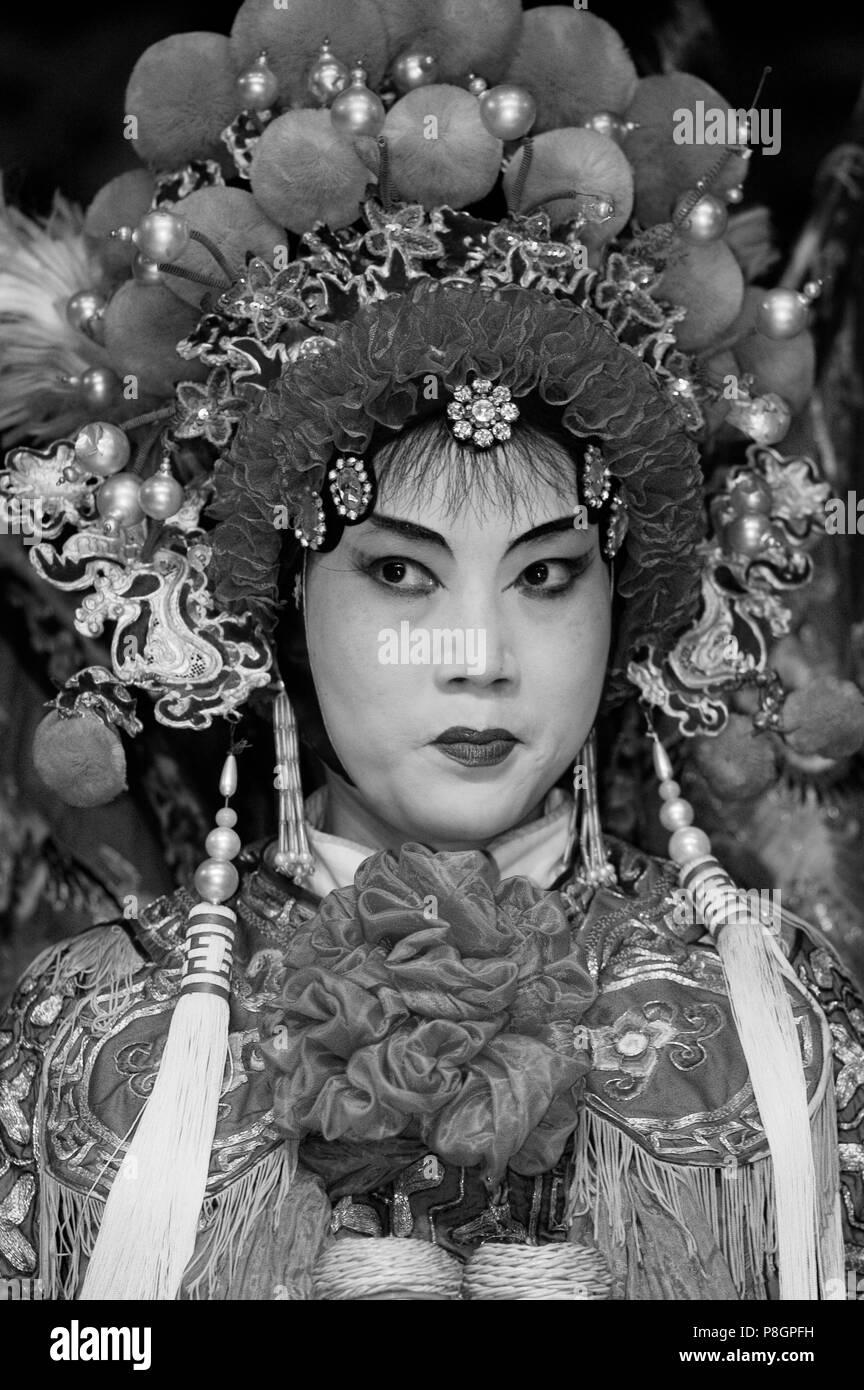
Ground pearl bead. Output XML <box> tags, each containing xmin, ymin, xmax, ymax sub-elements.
<box><xmin>74</xmin><ymin>421</ymin><xmax>131</xmax><ymax>476</ymax></box>
<box><xmin>659</xmin><ymin>780</ymin><xmax>681</xmax><ymax>801</ymax></box>
<box><xmin>132</xmin><ymin>253</ymin><xmax>163</xmax><ymax>286</ymax></box>
<box><xmin>139</xmin><ymin>471</ymin><xmax>185</xmax><ymax>520</ymax></box>
<box><xmin>467</xmin><ymin>74</ymin><xmax>488</xmax><ymax>95</ymax></box>
<box><xmin>205</xmin><ymin>827</ymin><xmax>242</xmax><ymax>861</ymax></box>
<box><xmin>674</xmin><ymin>192</ymin><xmax>728</xmax><ymax>243</ymax></box>
<box><xmin>331</xmin><ymin>68</ymin><xmax>385</xmax><ymax>138</ymax></box>
<box><xmin>194</xmin><ymin>859</ymin><xmax>239</xmax><ymax>904</ymax></box>
<box><xmin>135</xmin><ymin>210</ymin><xmax>190</xmax><ymax>263</ymax></box>
<box><xmin>728</xmin><ymin>470</ymin><xmax>773</xmax><ymax>516</ymax></box>
<box><xmin>391</xmin><ymin>49</ymin><xmax>438</xmax><ymax>93</ymax></box>
<box><xmin>66</xmin><ymin>290</ymin><xmax>107</xmax><ymax>335</ymax></box>
<box><xmin>215</xmin><ymin>807</ymin><xmax>238</xmax><ymax>828</ymax></box>
<box><xmin>660</xmin><ymin>799</ymin><xmax>694</xmax><ymax>831</ymax></box>
<box><xmin>756</xmin><ymin>288</ymin><xmax>808</xmax><ymax>340</ymax></box>
<box><xmin>478</xmin><ymin>85</ymin><xmax>536</xmax><ymax>141</ymax></box>
<box><xmin>81</xmin><ymin>367</ymin><xmax>120</xmax><ymax>410</ymax></box>
<box><xmin>725</xmin><ymin>186</ymin><xmax>744</xmax><ymax>204</ymax></box>
<box><xmin>722</xmin><ymin>511</ymin><xmax>770</xmax><ymax>556</ymax></box>
<box><xmin>668</xmin><ymin>826</ymin><xmax>712</xmax><ymax>865</ymax></box>
<box><xmin>582</xmin><ymin>111</ymin><xmax>630</xmax><ymax>144</ymax></box>
<box><xmin>96</xmin><ymin>473</ymin><xmax>143</xmax><ymax>526</ymax></box>
<box><xmin>237</xmin><ymin>50</ymin><xmax>279</xmax><ymax>109</ymax></box>
<box><xmin>651</xmin><ymin>740</ymin><xmax>674</xmax><ymax>784</ymax></box>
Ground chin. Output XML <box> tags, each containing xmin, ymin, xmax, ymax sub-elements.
<box><xmin>397</xmin><ymin>778</ymin><xmax>544</xmax><ymax>849</ymax></box>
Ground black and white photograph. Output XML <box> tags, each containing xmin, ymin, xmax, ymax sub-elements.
<box><xmin>1</xmin><ymin>0</ymin><xmax>864</xmax><ymax>1340</ymax></box>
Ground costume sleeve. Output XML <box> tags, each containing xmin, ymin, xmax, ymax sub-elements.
<box><xmin>0</xmin><ymin>962</ymin><xmax>47</xmax><ymax>1285</ymax></box>
<box><xmin>792</xmin><ymin>929</ymin><xmax>864</xmax><ymax>1284</ymax></box>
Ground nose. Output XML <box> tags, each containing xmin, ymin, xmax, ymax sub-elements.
<box><xmin>431</xmin><ymin>588</ymin><xmax>517</xmax><ymax>689</ymax></box>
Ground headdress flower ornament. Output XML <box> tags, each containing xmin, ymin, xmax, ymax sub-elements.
<box><xmin>446</xmin><ymin>377</ymin><xmax>521</xmax><ymax>448</ymax></box>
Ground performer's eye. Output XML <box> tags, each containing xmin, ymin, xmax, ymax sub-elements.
<box><xmin>515</xmin><ymin>554</ymin><xmax>593</xmax><ymax>599</ymax></box>
<box><xmin>364</xmin><ymin>556</ymin><xmax>439</xmax><ymax>596</ymax></box>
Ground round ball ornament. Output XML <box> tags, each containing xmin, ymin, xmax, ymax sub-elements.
<box><xmin>307</xmin><ymin>39</ymin><xmax>350</xmax><ymax>104</ymax></box>
<box><xmin>66</xmin><ymin>290</ymin><xmax>107</xmax><ymax>336</ymax></box>
<box><xmin>729</xmin><ymin>470</ymin><xmax>773</xmax><ymax>516</ymax></box>
<box><xmin>238</xmin><ymin>49</ymin><xmax>279</xmax><ymax>109</ymax></box>
<box><xmin>139</xmin><ymin>465</ymin><xmax>185</xmax><ymax>520</ymax></box>
<box><xmin>755</xmin><ymin>288</ymin><xmax>809</xmax><ymax>340</ymax></box>
<box><xmin>33</xmin><ymin>710</ymin><xmax>128</xmax><ymax>808</ymax></box>
<box><xmin>392</xmin><ymin>49</ymin><xmax>438</xmax><ymax>93</ymax></box>
<box><xmin>722</xmin><ymin>511</ymin><xmax>772</xmax><ymax>556</ymax></box>
<box><xmin>330</xmin><ymin>65</ymin><xmax>385</xmax><ymax>138</ymax></box>
<box><xmin>96</xmin><ymin>473</ymin><xmax>144</xmax><ymax>527</ymax></box>
<box><xmin>674</xmin><ymin>192</ymin><xmax>728</xmax><ymax>243</ymax></box>
<box><xmin>81</xmin><ymin>368</ymin><xmax>120</xmax><ymax>410</ymax></box>
<box><xmin>194</xmin><ymin>858</ymin><xmax>239</xmax><ymax>904</ymax></box>
<box><xmin>135</xmin><ymin>209</ymin><xmax>190</xmax><ymax>263</ymax></box>
<box><xmin>74</xmin><ymin>422</ymin><xmax>131</xmax><ymax>476</ymax></box>
<box><xmin>478</xmin><ymin>84</ymin><xmax>536</xmax><ymax>141</ymax></box>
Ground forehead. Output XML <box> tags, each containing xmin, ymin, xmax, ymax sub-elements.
<box><xmin>373</xmin><ymin>426</ymin><xmax>582</xmax><ymax>534</ymax></box>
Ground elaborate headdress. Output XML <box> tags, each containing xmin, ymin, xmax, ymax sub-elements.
<box><xmin>1</xmin><ymin>0</ymin><xmax>853</xmax><ymax>1302</ymax></box>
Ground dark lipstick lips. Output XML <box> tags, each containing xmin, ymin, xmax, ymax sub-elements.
<box><xmin>432</xmin><ymin>727</ymin><xmax>518</xmax><ymax>767</ymax></box>
<box><xmin>433</xmin><ymin>727</ymin><xmax>517</xmax><ymax>745</ymax></box>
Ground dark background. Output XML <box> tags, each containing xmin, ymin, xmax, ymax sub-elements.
<box><xmin>1</xmin><ymin>0</ymin><xmax>863</xmax><ymax>256</ymax></box>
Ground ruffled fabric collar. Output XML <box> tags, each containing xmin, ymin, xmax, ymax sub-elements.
<box><xmin>300</xmin><ymin>785</ymin><xmax>574</xmax><ymax>898</ymax></box>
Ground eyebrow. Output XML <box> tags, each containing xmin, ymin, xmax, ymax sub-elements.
<box><xmin>365</xmin><ymin>512</ymin><xmax>585</xmax><ymax>556</ymax></box>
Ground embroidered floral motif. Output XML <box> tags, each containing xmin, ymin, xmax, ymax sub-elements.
<box><xmin>0</xmin><ymin>1175</ymin><xmax>36</xmax><ymax>1273</ymax></box>
<box><xmin>218</xmin><ymin>259</ymin><xmax>307</xmax><ymax>343</ymax></box>
<box><xmin>589</xmin><ymin>1000</ymin><xmax>724</xmax><ymax>1100</ymax></box>
<box><xmin>0</xmin><ymin>1061</ymin><xmax>36</xmax><ymax>1144</ymax></box>
<box><xmin>174</xmin><ymin>367</ymin><xmax>247</xmax><ymax>448</ymax></box>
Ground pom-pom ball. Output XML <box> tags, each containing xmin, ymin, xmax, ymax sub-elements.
<box><xmin>33</xmin><ymin>710</ymin><xmax>128</xmax><ymax>808</ymax></box>
<box><xmin>231</xmin><ymin>0</ymin><xmax>388</xmax><ymax>107</ymax></box>
<box><xmin>505</xmin><ymin>8</ymin><xmax>637</xmax><ymax>135</ymax></box>
<box><xmin>384</xmin><ymin>85</ymin><xmax>502</xmax><ymax>210</ymax></box>
<box><xmin>397</xmin><ymin>0</ymin><xmax>523</xmax><ymax>86</ymax></box>
<box><xmin>780</xmin><ymin>677</ymin><xmax>864</xmax><ymax>759</ymax></box>
<box><xmin>158</xmin><ymin>188</ymin><xmax>285</xmax><ymax>308</ymax></box>
<box><xmin>656</xmin><ymin>240</ymin><xmax>744</xmax><ymax>351</ymax></box>
<box><xmin>102</xmin><ymin>282</ymin><xmax>206</xmax><ymax>396</ymax></box>
<box><xmin>624</xmin><ymin>74</ymin><xmax>750</xmax><ymax>227</ymax></box>
<box><xmin>692</xmin><ymin>714</ymin><xmax>780</xmax><ymax>800</ymax></box>
<box><xmin>125</xmin><ymin>33</ymin><xmax>241</xmax><ymax>167</ymax></box>
<box><xmin>251</xmin><ymin>111</ymin><xmax>375</xmax><ymax>234</ymax></box>
<box><xmin>84</xmin><ymin>171</ymin><xmax>155</xmax><ymax>277</ymax></box>
<box><xmin>726</xmin><ymin>289</ymin><xmax>816</xmax><ymax>412</ymax></box>
<box><xmin>502</xmin><ymin>128</ymin><xmax>633</xmax><ymax>247</ymax></box>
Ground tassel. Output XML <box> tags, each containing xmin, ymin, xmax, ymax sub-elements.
<box><xmin>80</xmin><ymin>753</ymin><xmax>243</xmax><ymax>1300</ymax></box>
<box><xmin>272</xmin><ymin>683</ymin><xmax>315</xmax><ymax>884</ymax></box>
<box><xmin>650</xmin><ymin>730</ymin><xmax>826</xmax><ymax>1299</ymax></box>
<box><xmin>564</xmin><ymin>728</ymin><xmax>616</xmax><ymax>886</ymax></box>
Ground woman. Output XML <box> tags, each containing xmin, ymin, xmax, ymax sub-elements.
<box><xmin>1</xmin><ymin>0</ymin><xmax>863</xmax><ymax>1302</ymax></box>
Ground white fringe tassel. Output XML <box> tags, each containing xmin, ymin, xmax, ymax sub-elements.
<box><xmin>80</xmin><ymin>903</ymin><xmax>235</xmax><ymax>1300</ymax></box>
<box><xmin>682</xmin><ymin>858</ymin><xmax>821</xmax><ymax>1300</ymax></box>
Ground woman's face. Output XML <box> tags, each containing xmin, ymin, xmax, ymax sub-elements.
<box><xmin>305</xmin><ymin>439</ymin><xmax>612</xmax><ymax>849</ymax></box>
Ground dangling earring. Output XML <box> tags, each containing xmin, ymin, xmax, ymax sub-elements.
<box><xmin>564</xmin><ymin>728</ymin><xmax>616</xmax><ymax>886</ymax></box>
<box><xmin>272</xmin><ymin>682</ymin><xmax>315</xmax><ymax>883</ymax></box>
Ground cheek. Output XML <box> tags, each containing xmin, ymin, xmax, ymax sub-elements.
<box><xmin>518</xmin><ymin>572</ymin><xmax>611</xmax><ymax>714</ymax></box>
<box><xmin>305</xmin><ymin>562</ymin><xmax>414</xmax><ymax>749</ymax></box>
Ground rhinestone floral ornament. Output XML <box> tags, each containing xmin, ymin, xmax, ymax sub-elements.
<box><xmin>328</xmin><ymin>456</ymin><xmax>373</xmax><ymax>522</ymax></box>
<box><xmin>446</xmin><ymin>379</ymin><xmax>520</xmax><ymax>449</ymax></box>
<box><xmin>581</xmin><ymin>444</ymin><xmax>611</xmax><ymax>508</ymax></box>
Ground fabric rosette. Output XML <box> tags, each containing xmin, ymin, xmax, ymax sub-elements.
<box><xmin>261</xmin><ymin>843</ymin><xmax>596</xmax><ymax>1182</ymax></box>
